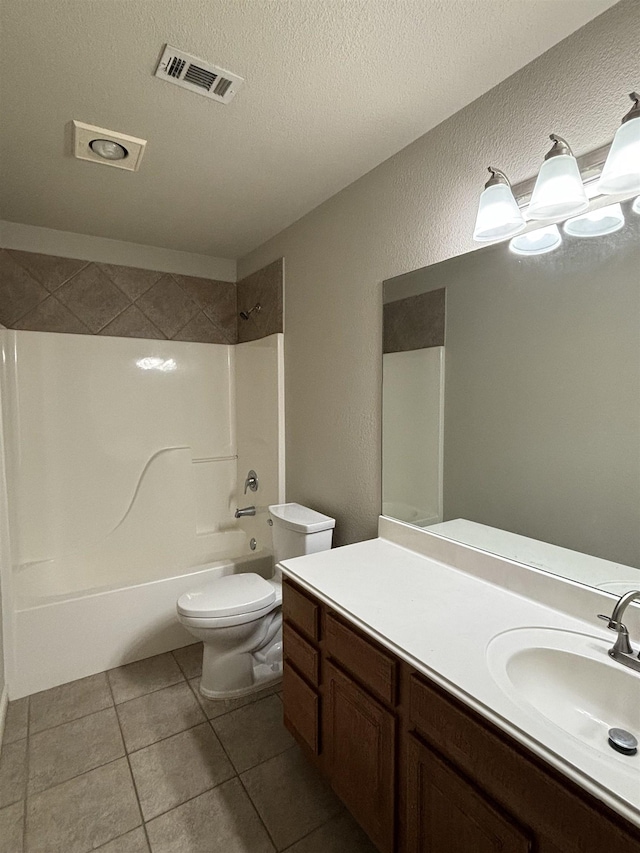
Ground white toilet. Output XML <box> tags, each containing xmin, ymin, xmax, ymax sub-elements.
<box><xmin>176</xmin><ymin>503</ymin><xmax>335</xmax><ymax>699</ymax></box>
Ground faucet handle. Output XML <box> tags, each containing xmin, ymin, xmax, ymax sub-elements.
<box><xmin>244</xmin><ymin>469</ymin><xmax>259</xmax><ymax>494</ymax></box>
<box><xmin>598</xmin><ymin>615</ymin><xmax>633</xmax><ymax>654</ymax></box>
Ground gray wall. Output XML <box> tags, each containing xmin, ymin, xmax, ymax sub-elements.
<box><xmin>238</xmin><ymin>1</ymin><xmax>639</xmax><ymax>546</ymax></box>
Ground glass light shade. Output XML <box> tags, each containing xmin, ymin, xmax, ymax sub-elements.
<box><xmin>633</xmin><ymin>196</ymin><xmax>640</xmax><ymax>214</ymax></box>
<box><xmin>563</xmin><ymin>203</ymin><xmax>624</xmax><ymax>237</ymax></box>
<box><xmin>509</xmin><ymin>225</ymin><xmax>561</xmax><ymax>256</ymax></box>
<box><xmin>473</xmin><ymin>183</ymin><xmax>525</xmax><ymax>242</ymax></box>
<box><xmin>527</xmin><ymin>154</ymin><xmax>589</xmax><ymax>220</ymax></box>
<box><xmin>90</xmin><ymin>139</ymin><xmax>128</xmax><ymax>160</ymax></box>
<box><xmin>597</xmin><ymin>117</ymin><xmax>640</xmax><ymax>194</ymax></box>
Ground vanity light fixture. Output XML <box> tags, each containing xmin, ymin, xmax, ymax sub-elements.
<box><xmin>472</xmin><ymin>167</ymin><xmax>525</xmax><ymax>242</ymax></box>
<box><xmin>509</xmin><ymin>224</ymin><xmax>562</xmax><ymax>256</ymax></box>
<box><xmin>597</xmin><ymin>92</ymin><xmax>640</xmax><ymax>195</ymax></box>
<box><xmin>527</xmin><ymin>135</ymin><xmax>589</xmax><ymax>220</ymax></box>
<box><xmin>563</xmin><ymin>203</ymin><xmax>625</xmax><ymax>237</ymax></box>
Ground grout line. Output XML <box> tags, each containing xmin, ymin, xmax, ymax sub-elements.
<box><xmin>105</xmin><ymin>673</ymin><xmax>152</xmax><ymax>852</ymax></box>
<box><xmin>203</xmin><ymin>712</ymin><xmax>280</xmax><ymax>852</ymax></box>
<box><xmin>142</xmin><ymin>775</ymin><xmax>239</xmax><ymax>829</ymax></box>
<box><xmin>28</xmin><ymin>699</ymin><xmax>115</xmax><ymax>738</ymax></box>
<box><xmin>27</xmin><ymin>755</ymin><xmax>124</xmax><ymax>799</ymax></box>
<box><xmin>124</xmin><ymin>718</ymin><xmax>209</xmax><ymax>756</ymax></box>
<box><xmin>235</xmin><ymin>763</ymin><xmax>280</xmax><ymax>850</ymax></box>
<box><xmin>170</xmin><ymin>647</ymin><xmax>199</xmax><ymax>681</ymax></box>
<box><xmin>110</xmin><ymin>675</ymin><xmax>187</xmax><ymax>708</ymax></box>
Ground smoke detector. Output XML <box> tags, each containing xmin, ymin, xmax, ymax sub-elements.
<box><xmin>155</xmin><ymin>45</ymin><xmax>244</xmax><ymax>104</ymax></box>
<box><xmin>72</xmin><ymin>121</ymin><xmax>147</xmax><ymax>171</ymax></box>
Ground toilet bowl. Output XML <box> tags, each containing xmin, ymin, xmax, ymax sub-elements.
<box><xmin>176</xmin><ymin>503</ymin><xmax>335</xmax><ymax>699</ymax></box>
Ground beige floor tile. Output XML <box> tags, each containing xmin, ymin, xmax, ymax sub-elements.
<box><xmin>282</xmin><ymin>811</ymin><xmax>377</xmax><ymax>852</ymax></box>
<box><xmin>0</xmin><ymin>738</ymin><xmax>27</xmax><ymax>808</ymax></box>
<box><xmin>172</xmin><ymin>643</ymin><xmax>203</xmax><ymax>679</ymax></box>
<box><xmin>29</xmin><ymin>672</ymin><xmax>112</xmax><ymax>734</ymax></box>
<box><xmin>117</xmin><ymin>682</ymin><xmax>205</xmax><ymax>753</ymax></box>
<box><xmin>241</xmin><ymin>747</ymin><xmax>342</xmax><ymax>850</ymax></box>
<box><xmin>25</xmin><ymin>758</ymin><xmax>140</xmax><ymax>853</ymax></box>
<box><xmin>189</xmin><ymin>677</ymin><xmax>281</xmax><ymax>719</ymax></box>
<box><xmin>0</xmin><ymin>800</ymin><xmax>24</xmax><ymax>853</ymax></box>
<box><xmin>211</xmin><ymin>694</ymin><xmax>294</xmax><ymax>772</ymax></box>
<box><xmin>129</xmin><ymin>723</ymin><xmax>234</xmax><ymax>820</ymax></box>
<box><xmin>145</xmin><ymin>778</ymin><xmax>275</xmax><ymax>853</ymax></box>
<box><xmin>95</xmin><ymin>827</ymin><xmax>150</xmax><ymax>852</ymax></box>
<box><xmin>108</xmin><ymin>653</ymin><xmax>184</xmax><ymax>704</ymax></box>
<box><xmin>28</xmin><ymin>706</ymin><xmax>124</xmax><ymax>794</ymax></box>
<box><xmin>3</xmin><ymin>698</ymin><xmax>29</xmax><ymax>745</ymax></box>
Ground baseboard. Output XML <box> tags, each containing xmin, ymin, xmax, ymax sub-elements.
<box><xmin>0</xmin><ymin>684</ymin><xmax>8</xmax><ymax>747</ymax></box>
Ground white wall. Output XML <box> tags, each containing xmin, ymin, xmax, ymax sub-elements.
<box><xmin>238</xmin><ymin>0</ymin><xmax>639</xmax><ymax>546</ymax></box>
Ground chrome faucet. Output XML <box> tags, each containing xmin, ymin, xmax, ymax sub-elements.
<box><xmin>244</xmin><ymin>469</ymin><xmax>259</xmax><ymax>494</ymax></box>
<box><xmin>598</xmin><ymin>589</ymin><xmax>640</xmax><ymax>673</ymax></box>
<box><xmin>235</xmin><ymin>506</ymin><xmax>256</xmax><ymax>518</ymax></box>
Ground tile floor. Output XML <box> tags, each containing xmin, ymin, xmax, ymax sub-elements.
<box><xmin>0</xmin><ymin>644</ymin><xmax>377</xmax><ymax>853</ymax></box>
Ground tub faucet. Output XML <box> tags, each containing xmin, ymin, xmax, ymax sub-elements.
<box><xmin>235</xmin><ymin>506</ymin><xmax>256</xmax><ymax>518</ymax></box>
<box><xmin>598</xmin><ymin>589</ymin><xmax>640</xmax><ymax>673</ymax></box>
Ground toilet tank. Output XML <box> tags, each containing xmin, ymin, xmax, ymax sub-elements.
<box><xmin>268</xmin><ymin>503</ymin><xmax>335</xmax><ymax>563</ymax></box>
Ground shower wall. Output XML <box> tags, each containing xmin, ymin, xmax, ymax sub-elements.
<box><xmin>1</xmin><ymin>330</ymin><xmax>284</xmax><ymax>601</ymax></box>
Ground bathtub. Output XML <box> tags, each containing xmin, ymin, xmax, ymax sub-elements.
<box><xmin>10</xmin><ymin>544</ymin><xmax>273</xmax><ymax>699</ymax></box>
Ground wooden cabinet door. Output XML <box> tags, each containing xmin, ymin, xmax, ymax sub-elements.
<box><xmin>325</xmin><ymin>661</ymin><xmax>395</xmax><ymax>853</ymax></box>
<box><xmin>406</xmin><ymin>734</ymin><xmax>533</xmax><ymax>853</ymax></box>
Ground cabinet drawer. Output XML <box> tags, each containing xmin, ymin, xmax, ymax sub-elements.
<box><xmin>283</xmin><ymin>580</ymin><xmax>320</xmax><ymax>641</ymax></box>
<box><xmin>283</xmin><ymin>621</ymin><xmax>320</xmax><ymax>686</ymax></box>
<box><xmin>283</xmin><ymin>662</ymin><xmax>320</xmax><ymax>755</ymax></box>
<box><xmin>325</xmin><ymin>612</ymin><xmax>397</xmax><ymax>705</ymax></box>
<box><xmin>408</xmin><ymin>673</ymin><xmax>640</xmax><ymax>853</ymax></box>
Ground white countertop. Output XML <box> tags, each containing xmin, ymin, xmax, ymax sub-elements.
<box><xmin>279</xmin><ymin>519</ymin><xmax>640</xmax><ymax>829</ymax></box>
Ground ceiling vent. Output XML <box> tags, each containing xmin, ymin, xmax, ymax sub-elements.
<box><xmin>155</xmin><ymin>45</ymin><xmax>244</xmax><ymax>104</ymax></box>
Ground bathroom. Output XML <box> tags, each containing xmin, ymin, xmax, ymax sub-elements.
<box><xmin>0</xmin><ymin>0</ymin><xmax>639</xmax><ymax>851</ymax></box>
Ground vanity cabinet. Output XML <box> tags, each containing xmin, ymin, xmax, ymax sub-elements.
<box><xmin>281</xmin><ymin>578</ymin><xmax>640</xmax><ymax>853</ymax></box>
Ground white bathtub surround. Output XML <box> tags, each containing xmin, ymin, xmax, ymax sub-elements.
<box><xmin>1</xmin><ymin>330</ymin><xmax>284</xmax><ymax>697</ymax></box>
<box><xmin>279</xmin><ymin>517</ymin><xmax>640</xmax><ymax>830</ymax></box>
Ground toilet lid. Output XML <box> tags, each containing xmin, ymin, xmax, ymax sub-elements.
<box><xmin>177</xmin><ymin>573</ymin><xmax>276</xmax><ymax>618</ymax></box>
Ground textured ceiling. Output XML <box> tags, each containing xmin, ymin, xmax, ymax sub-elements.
<box><xmin>0</xmin><ymin>0</ymin><xmax>616</xmax><ymax>259</ymax></box>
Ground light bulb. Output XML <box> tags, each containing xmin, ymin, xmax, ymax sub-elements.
<box><xmin>564</xmin><ymin>203</ymin><xmax>624</xmax><ymax>237</ymax></box>
<box><xmin>633</xmin><ymin>196</ymin><xmax>640</xmax><ymax>215</ymax></box>
<box><xmin>528</xmin><ymin>135</ymin><xmax>588</xmax><ymax>220</ymax></box>
<box><xmin>510</xmin><ymin>225</ymin><xmax>562</xmax><ymax>256</ymax></box>
<box><xmin>473</xmin><ymin>168</ymin><xmax>525</xmax><ymax>242</ymax></box>
<box><xmin>90</xmin><ymin>139</ymin><xmax>128</xmax><ymax>161</ymax></box>
<box><xmin>598</xmin><ymin>92</ymin><xmax>640</xmax><ymax>195</ymax></box>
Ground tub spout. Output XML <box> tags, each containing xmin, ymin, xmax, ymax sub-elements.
<box><xmin>235</xmin><ymin>506</ymin><xmax>256</xmax><ymax>518</ymax></box>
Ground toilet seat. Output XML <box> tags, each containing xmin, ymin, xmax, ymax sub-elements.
<box><xmin>177</xmin><ymin>573</ymin><xmax>280</xmax><ymax>628</ymax></box>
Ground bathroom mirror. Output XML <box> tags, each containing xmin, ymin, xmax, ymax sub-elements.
<box><xmin>382</xmin><ymin>195</ymin><xmax>640</xmax><ymax>594</ymax></box>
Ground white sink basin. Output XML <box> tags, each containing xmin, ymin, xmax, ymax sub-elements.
<box><xmin>487</xmin><ymin>627</ymin><xmax>640</xmax><ymax>763</ymax></box>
